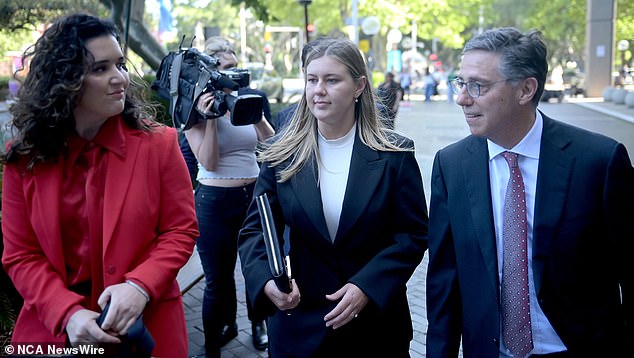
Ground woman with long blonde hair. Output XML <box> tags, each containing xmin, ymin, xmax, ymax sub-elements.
<box><xmin>238</xmin><ymin>37</ymin><xmax>428</xmax><ymax>357</ymax></box>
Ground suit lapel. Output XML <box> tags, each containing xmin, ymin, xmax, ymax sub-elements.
<box><xmin>464</xmin><ymin>137</ymin><xmax>499</xmax><ymax>296</ymax></box>
<box><xmin>532</xmin><ymin>114</ymin><xmax>574</xmax><ymax>293</ymax></box>
<box><xmin>291</xmin><ymin>157</ymin><xmax>331</xmax><ymax>241</ymax></box>
<box><xmin>290</xmin><ymin>133</ymin><xmax>385</xmax><ymax>242</ymax></box>
<box><xmin>336</xmin><ymin>135</ymin><xmax>385</xmax><ymax>240</ymax></box>
<box><xmin>102</xmin><ymin>130</ymin><xmax>142</xmax><ymax>249</ymax></box>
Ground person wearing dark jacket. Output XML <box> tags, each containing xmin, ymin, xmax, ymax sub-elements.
<box><xmin>238</xmin><ymin>38</ymin><xmax>428</xmax><ymax>357</ymax></box>
<box><xmin>426</xmin><ymin>27</ymin><xmax>634</xmax><ymax>358</ymax></box>
<box><xmin>184</xmin><ymin>36</ymin><xmax>275</xmax><ymax>357</ymax></box>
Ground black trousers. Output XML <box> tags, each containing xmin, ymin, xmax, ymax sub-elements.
<box><xmin>195</xmin><ymin>182</ymin><xmax>261</xmax><ymax>356</ymax></box>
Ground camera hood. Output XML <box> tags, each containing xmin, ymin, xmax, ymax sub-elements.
<box><xmin>227</xmin><ymin>94</ymin><xmax>264</xmax><ymax>126</ymax></box>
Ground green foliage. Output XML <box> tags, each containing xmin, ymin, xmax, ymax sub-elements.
<box><xmin>617</xmin><ymin>0</ymin><xmax>634</xmax><ymax>65</ymax></box>
<box><xmin>0</xmin><ymin>29</ymin><xmax>34</xmax><ymax>65</ymax></box>
<box><xmin>0</xmin><ymin>76</ymin><xmax>10</xmax><ymax>94</ymax></box>
<box><xmin>522</xmin><ymin>0</ymin><xmax>586</xmax><ymax>69</ymax></box>
<box><xmin>166</xmin><ymin>0</ymin><xmax>241</xmax><ymax>51</ymax></box>
<box><xmin>372</xmin><ymin>71</ymin><xmax>385</xmax><ymax>89</ymax></box>
<box><xmin>0</xmin><ymin>0</ymin><xmax>105</xmax><ymax>31</ymax></box>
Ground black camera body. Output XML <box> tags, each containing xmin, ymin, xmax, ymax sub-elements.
<box><xmin>152</xmin><ymin>45</ymin><xmax>263</xmax><ymax>130</ymax></box>
<box><xmin>195</xmin><ymin>50</ymin><xmax>250</xmax><ymax>92</ymax></box>
<box><xmin>218</xmin><ymin>68</ymin><xmax>250</xmax><ymax>89</ymax></box>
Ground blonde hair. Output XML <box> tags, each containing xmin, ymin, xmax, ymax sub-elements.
<box><xmin>258</xmin><ymin>38</ymin><xmax>412</xmax><ymax>183</ymax></box>
<box><xmin>204</xmin><ymin>36</ymin><xmax>235</xmax><ymax>57</ymax></box>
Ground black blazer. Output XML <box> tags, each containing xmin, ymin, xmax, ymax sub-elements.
<box><xmin>239</xmin><ymin>131</ymin><xmax>428</xmax><ymax>357</ymax></box>
<box><xmin>426</xmin><ymin>113</ymin><xmax>634</xmax><ymax>357</ymax></box>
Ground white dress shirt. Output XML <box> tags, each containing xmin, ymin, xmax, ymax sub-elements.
<box><xmin>488</xmin><ymin>112</ymin><xmax>567</xmax><ymax>357</ymax></box>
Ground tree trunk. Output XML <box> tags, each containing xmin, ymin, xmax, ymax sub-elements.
<box><xmin>102</xmin><ymin>0</ymin><xmax>167</xmax><ymax>70</ymax></box>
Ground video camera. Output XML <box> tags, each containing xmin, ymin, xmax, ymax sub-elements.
<box><xmin>152</xmin><ymin>44</ymin><xmax>263</xmax><ymax>130</ymax></box>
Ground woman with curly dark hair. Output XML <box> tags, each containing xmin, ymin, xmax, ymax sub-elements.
<box><xmin>1</xmin><ymin>13</ymin><xmax>198</xmax><ymax>356</ymax></box>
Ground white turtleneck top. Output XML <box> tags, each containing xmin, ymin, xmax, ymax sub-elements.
<box><xmin>317</xmin><ymin>123</ymin><xmax>356</xmax><ymax>241</ymax></box>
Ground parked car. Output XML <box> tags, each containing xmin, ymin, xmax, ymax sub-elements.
<box><xmin>244</xmin><ymin>62</ymin><xmax>284</xmax><ymax>103</ymax></box>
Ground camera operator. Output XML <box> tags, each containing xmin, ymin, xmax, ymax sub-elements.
<box><xmin>183</xmin><ymin>36</ymin><xmax>274</xmax><ymax>357</ymax></box>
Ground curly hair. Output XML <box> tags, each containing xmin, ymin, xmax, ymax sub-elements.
<box><xmin>4</xmin><ymin>13</ymin><xmax>157</xmax><ymax>167</ymax></box>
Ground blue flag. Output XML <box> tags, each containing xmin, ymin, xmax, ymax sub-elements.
<box><xmin>159</xmin><ymin>0</ymin><xmax>173</xmax><ymax>33</ymax></box>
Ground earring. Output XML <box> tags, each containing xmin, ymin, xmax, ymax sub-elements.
<box><xmin>354</xmin><ymin>97</ymin><xmax>359</xmax><ymax>103</ymax></box>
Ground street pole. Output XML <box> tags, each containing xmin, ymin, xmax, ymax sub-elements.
<box><xmin>351</xmin><ymin>0</ymin><xmax>358</xmax><ymax>45</ymax></box>
<box><xmin>303</xmin><ymin>3</ymin><xmax>310</xmax><ymax>42</ymax></box>
<box><xmin>124</xmin><ymin>0</ymin><xmax>132</xmax><ymax>56</ymax></box>
<box><xmin>297</xmin><ymin>0</ymin><xmax>312</xmax><ymax>43</ymax></box>
<box><xmin>240</xmin><ymin>3</ymin><xmax>248</xmax><ymax>65</ymax></box>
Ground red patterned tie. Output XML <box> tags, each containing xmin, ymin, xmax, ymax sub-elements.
<box><xmin>501</xmin><ymin>151</ymin><xmax>533</xmax><ymax>357</ymax></box>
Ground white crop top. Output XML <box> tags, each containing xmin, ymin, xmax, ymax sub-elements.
<box><xmin>196</xmin><ymin>115</ymin><xmax>260</xmax><ymax>180</ymax></box>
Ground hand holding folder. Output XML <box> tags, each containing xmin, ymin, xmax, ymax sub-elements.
<box><xmin>256</xmin><ymin>194</ymin><xmax>292</xmax><ymax>294</ymax></box>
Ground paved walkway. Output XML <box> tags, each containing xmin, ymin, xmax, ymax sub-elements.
<box><xmin>183</xmin><ymin>95</ymin><xmax>634</xmax><ymax>357</ymax></box>
<box><xmin>1</xmin><ymin>95</ymin><xmax>631</xmax><ymax>357</ymax></box>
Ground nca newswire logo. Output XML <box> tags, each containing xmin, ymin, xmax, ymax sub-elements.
<box><xmin>4</xmin><ymin>343</ymin><xmax>105</xmax><ymax>356</ymax></box>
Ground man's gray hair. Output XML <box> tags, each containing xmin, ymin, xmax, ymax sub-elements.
<box><xmin>463</xmin><ymin>27</ymin><xmax>548</xmax><ymax>105</ymax></box>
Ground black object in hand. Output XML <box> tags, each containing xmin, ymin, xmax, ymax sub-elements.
<box><xmin>96</xmin><ymin>302</ymin><xmax>155</xmax><ymax>357</ymax></box>
<box><xmin>256</xmin><ymin>194</ymin><xmax>292</xmax><ymax>294</ymax></box>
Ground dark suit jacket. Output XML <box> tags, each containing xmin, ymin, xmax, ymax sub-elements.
<box><xmin>239</xmin><ymin>131</ymin><xmax>428</xmax><ymax>357</ymax></box>
<box><xmin>426</xmin><ymin>113</ymin><xmax>634</xmax><ymax>357</ymax></box>
<box><xmin>273</xmin><ymin>103</ymin><xmax>297</xmax><ymax>132</ymax></box>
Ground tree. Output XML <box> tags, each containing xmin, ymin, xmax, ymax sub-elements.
<box><xmin>99</xmin><ymin>0</ymin><xmax>167</xmax><ymax>69</ymax></box>
<box><xmin>523</xmin><ymin>0</ymin><xmax>586</xmax><ymax>70</ymax></box>
<box><xmin>0</xmin><ymin>0</ymin><xmax>108</xmax><ymax>63</ymax></box>
<box><xmin>0</xmin><ymin>0</ymin><xmax>166</xmax><ymax>70</ymax></box>
<box><xmin>616</xmin><ymin>0</ymin><xmax>634</xmax><ymax>67</ymax></box>
<box><xmin>164</xmin><ymin>0</ymin><xmax>241</xmax><ymax>51</ymax></box>
<box><xmin>0</xmin><ymin>0</ymin><xmax>105</xmax><ymax>31</ymax></box>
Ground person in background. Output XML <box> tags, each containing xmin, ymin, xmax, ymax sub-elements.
<box><xmin>238</xmin><ymin>37</ymin><xmax>428</xmax><ymax>357</ymax></box>
<box><xmin>1</xmin><ymin>13</ymin><xmax>198</xmax><ymax>356</ymax></box>
<box><xmin>400</xmin><ymin>69</ymin><xmax>412</xmax><ymax>103</ymax></box>
<box><xmin>445</xmin><ymin>68</ymin><xmax>457</xmax><ymax>103</ymax></box>
<box><xmin>423</xmin><ymin>68</ymin><xmax>436</xmax><ymax>102</ymax></box>
<box><xmin>426</xmin><ymin>27</ymin><xmax>634</xmax><ymax>358</ymax></box>
<box><xmin>184</xmin><ymin>36</ymin><xmax>274</xmax><ymax>357</ymax></box>
<box><xmin>180</xmin><ymin>134</ymin><xmax>199</xmax><ymax>187</ymax></box>
<box><xmin>179</xmin><ymin>45</ymin><xmax>273</xmax><ymax>186</ymax></box>
<box><xmin>377</xmin><ymin>71</ymin><xmax>402</xmax><ymax>129</ymax></box>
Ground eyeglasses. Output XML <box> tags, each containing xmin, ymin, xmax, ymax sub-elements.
<box><xmin>449</xmin><ymin>78</ymin><xmax>508</xmax><ymax>98</ymax></box>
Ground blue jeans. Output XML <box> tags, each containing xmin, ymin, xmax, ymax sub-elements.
<box><xmin>425</xmin><ymin>83</ymin><xmax>435</xmax><ymax>101</ymax></box>
<box><xmin>195</xmin><ymin>182</ymin><xmax>255</xmax><ymax>356</ymax></box>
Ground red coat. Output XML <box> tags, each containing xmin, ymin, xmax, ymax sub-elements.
<box><xmin>2</xmin><ymin>119</ymin><xmax>198</xmax><ymax>357</ymax></box>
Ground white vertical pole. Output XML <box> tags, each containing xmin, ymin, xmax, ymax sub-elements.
<box><xmin>240</xmin><ymin>3</ymin><xmax>248</xmax><ymax>64</ymax></box>
<box><xmin>351</xmin><ymin>0</ymin><xmax>359</xmax><ymax>45</ymax></box>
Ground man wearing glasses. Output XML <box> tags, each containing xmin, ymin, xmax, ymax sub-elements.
<box><xmin>426</xmin><ymin>27</ymin><xmax>634</xmax><ymax>358</ymax></box>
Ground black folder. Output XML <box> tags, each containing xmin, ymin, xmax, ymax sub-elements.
<box><xmin>256</xmin><ymin>194</ymin><xmax>292</xmax><ymax>293</ymax></box>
